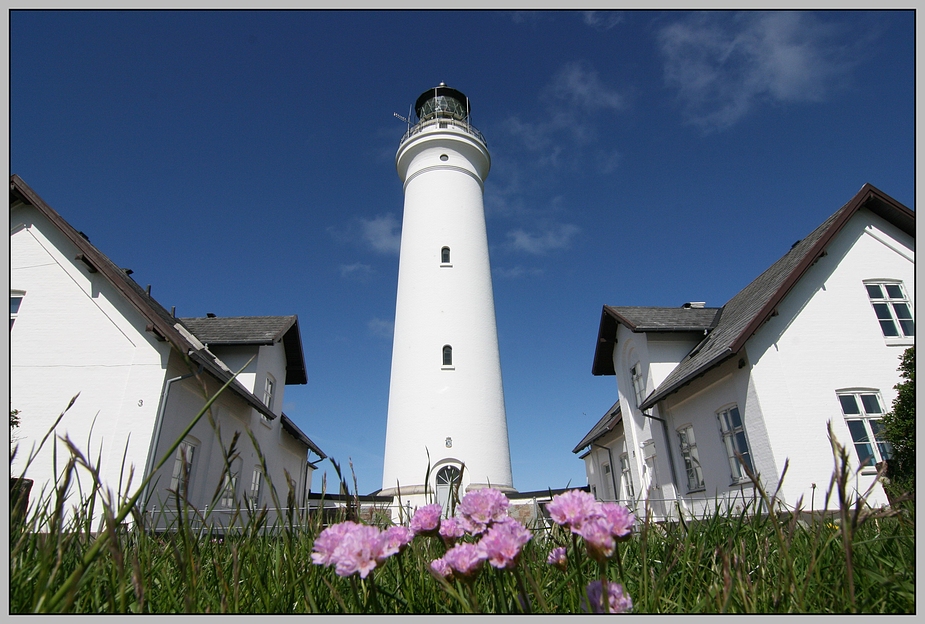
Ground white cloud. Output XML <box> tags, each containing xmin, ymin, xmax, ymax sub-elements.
<box><xmin>339</xmin><ymin>262</ymin><xmax>374</xmax><ymax>281</ymax></box>
<box><xmin>506</xmin><ymin>223</ymin><xmax>580</xmax><ymax>255</ymax></box>
<box><xmin>359</xmin><ymin>214</ymin><xmax>401</xmax><ymax>254</ymax></box>
<box><xmin>495</xmin><ymin>265</ymin><xmax>544</xmax><ymax>279</ymax></box>
<box><xmin>502</xmin><ymin>62</ymin><xmax>626</xmax><ymax>170</ymax></box>
<box><xmin>658</xmin><ymin>11</ymin><xmax>855</xmax><ymax>131</ymax></box>
<box><xmin>547</xmin><ymin>61</ymin><xmax>626</xmax><ymax>112</ymax></box>
<box><xmin>367</xmin><ymin>317</ymin><xmax>393</xmax><ymax>339</ymax></box>
<box><xmin>582</xmin><ymin>11</ymin><xmax>624</xmax><ymax>31</ymax></box>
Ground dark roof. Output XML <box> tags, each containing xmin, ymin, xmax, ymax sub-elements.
<box><xmin>592</xmin><ymin>307</ymin><xmax>720</xmax><ymax>375</ymax></box>
<box><xmin>180</xmin><ymin>316</ymin><xmax>307</xmax><ymax>385</ymax></box>
<box><xmin>590</xmin><ymin>183</ymin><xmax>915</xmax><ymax>409</ymax></box>
<box><xmin>572</xmin><ymin>400</ymin><xmax>622</xmax><ymax>454</ymax></box>
<box><xmin>9</xmin><ymin>174</ymin><xmax>298</xmax><ymax>424</ymax></box>
<box><xmin>281</xmin><ymin>414</ymin><xmax>325</xmax><ymax>459</ymax></box>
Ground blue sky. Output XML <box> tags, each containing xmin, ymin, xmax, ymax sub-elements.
<box><xmin>10</xmin><ymin>10</ymin><xmax>915</xmax><ymax>496</ymax></box>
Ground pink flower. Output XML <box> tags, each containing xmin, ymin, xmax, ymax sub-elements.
<box><xmin>576</xmin><ymin>515</ymin><xmax>616</xmax><ymax>562</ymax></box>
<box><xmin>546</xmin><ymin>546</ymin><xmax>567</xmax><ymax>571</ymax></box>
<box><xmin>581</xmin><ymin>580</ymin><xmax>633</xmax><ymax>614</ymax></box>
<box><xmin>311</xmin><ymin>521</ymin><xmax>413</xmax><ymax>579</ymax></box>
<box><xmin>410</xmin><ymin>503</ymin><xmax>443</xmax><ymax>536</ymax></box>
<box><xmin>458</xmin><ymin>488</ymin><xmax>510</xmax><ymax>535</ymax></box>
<box><xmin>599</xmin><ymin>502</ymin><xmax>634</xmax><ymax>540</ymax></box>
<box><xmin>377</xmin><ymin>525</ymin><xmax>414</xmax><ymax>560</ymax></box>
<box><xmin>477</xmin><ymin>517</ymin><xmax>532</xmax><ymax>569</ymax></box>
<box><xmin>546</xmin><ymin>489</ymin><xmax>598</xmax><ymax>532</ymax></box>
<box><xmin>442</xmin><ymin>542</ymin><xmax>485</xmax><ymax>579</ymax></box>
<box><xmin>438</xmin><ymin>516</ymin><xmax>467</xmax><ymax>545</ymax></box>
<box><xmin>311</xmin><ymin>521</ymin><xmax>359</xmax><ymax>566</ymax></box>
<box><xmin>430</xmin><ymin>557</ymin><xmax>453</xmax><ymax>580</ymax></box>
<box><xmin>332</xmin><ymin>523</ymin><xmax>385</xmax><ymax>579</ymax></box>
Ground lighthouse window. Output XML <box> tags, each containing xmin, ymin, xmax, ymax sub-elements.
<box><xmin>441</xmin><ymin>247</ymin><xmax>451</xmax><ymax>264</ymax></box>
<box><xmin>442</xmin><ymin>345</ymin><xmax>453</xmax><ymax>367</ymax></box>
<box><xmin>440</xmin><ymin>154</ymin><xmax>449</xmax><ymax>161</ymax></box>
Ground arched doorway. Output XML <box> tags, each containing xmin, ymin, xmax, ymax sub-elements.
<box><xmin>435</xmin><ymin>465</ymin><xmax>461</xmax><ymax>517</ymax></box>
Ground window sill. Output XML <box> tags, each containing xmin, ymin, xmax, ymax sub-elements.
<box><xmin>259</xmin><ymin>416</ymin><xmax>273</xmax><ymax>429</ymax></box>
<box><xmin>441</xmin><ymin>366</ymin><xmax>455</xmax><ymax>371</ymax></box>
<box><xmin>440</xmin><ymin>264</ymin><xmax>453</xmax><ymax>268</ymax></box>
<box><xmin>686</xmin><ymin>487</ymin><xmax>706</xmax><ymax>494</ymax></box>
<box><xmin>885</xmin><ymin>337</ymin><xmax>914</xmax><ymax>347</ymax></box>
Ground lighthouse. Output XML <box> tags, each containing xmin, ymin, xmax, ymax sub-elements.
<box><xmin>381</xmin><ymin>84</ymin><xmax>514</xmax><ymax>510</ymax></box>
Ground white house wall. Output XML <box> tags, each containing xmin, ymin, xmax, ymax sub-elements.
<box><xmin>744</xmin><ymin>208</ymin><xmax>913</xmax><ymax>510</ymax></box>
<box><xmin>11</xmin><ymin>207</ymin><xmax>169</xmax><ymax>515</ymax></box>
<box><xmin>658</xmin><ymin>358</ymin><xmax>768</xmax><ymax>516</ymax></box>
<box><xmin>145</xmin><ymin>351</ymin><xmax>310</xmax><ymax>526</ymax></box>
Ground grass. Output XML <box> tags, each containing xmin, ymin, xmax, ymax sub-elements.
<box><xmin>9</xmin><ymin>388</ymin><xmax>916</xmax><ymax>614</ymax></box>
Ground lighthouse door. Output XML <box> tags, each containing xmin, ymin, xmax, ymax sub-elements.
<box><xmin>435</xmin><ymin>465</ymin><xmax>461</xmax><ymax>517</ymax></box>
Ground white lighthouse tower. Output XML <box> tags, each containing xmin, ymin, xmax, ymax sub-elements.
<box><xmin>381</xmin><ymin>84</ymin><xmax>514</xmax><ymax>509</ymax></box>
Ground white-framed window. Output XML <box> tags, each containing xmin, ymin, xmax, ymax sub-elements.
<box><xmin>10</xmin><ymin>292</ymin><xmax>24</xmax><ymax>329</ymax></box>
<box><xmin>620</xmin><ymin>453</ymin><xmax>635</xmax><ymax>501</ymax></box>
<box><xmin>717</xmin><ymin>405</ymin><xmax>753</xmax><ymax>482</ymax></box>
<box><xmin>260</xmin><ymin>374</ymin><xmax>275</xmax><ymax>425</ymax></box>
<box><xmin>630</xmin><ymin>363</ymin><xmax>646</xmax><ymax>409</ymax></box>
<box><xmin>220</xmin><ymin>468</ymin><xmax>239</xmax><ymax>509</ymax></box>
<box><xmin>442</xmin><ymin>345</ymin><xmax>453</xmax><ymax>367</ymax></box>
<box><xmin>837</xmin><ymin>390</ymin><xmax>892</xmax><ymax>469</ymax></box>
<box><xmin>263</xmin><ymin>374</ymin><xmax>275</xmax><ymax>410</ymax></box>
<box><xmin>441</xmin><ymin>246</ymin><xmax>451</xmax><ymax>264</ymax></box>
<box><xmin>677</xmin><ymin>424</ymin><xmax>705</xmax><ymax>491</ymax></box>
<box><xmin>864</xmin><ymin>281</ymin><xmax>914</xmax><ymax>338</ymax></box>
<box><xmin>170</xmin><ymin>439</ymin><xmax>197</xmax><ymax>499</ymax></box>
<box><xmin>249</xmin><ymin>468</ymin><xmax>263</xmax><ymax>508</ymax></box>
<box><xmin>641</xmin><ymin>441</ymin><xmax>659</xmax><ymax>491</ymax></box>
<box><xmin>601</xmin><ymin>462</ymin><xmax>615</xmax><ymax>501</ymax></box>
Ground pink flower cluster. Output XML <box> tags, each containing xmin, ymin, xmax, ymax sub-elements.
<box><xmin>581</xmin><ymin>580</ymin><xmax>633</xmax><ymax>614</ymax></box>
<box><xmin>410</xmin><ymin>503</ymin><xmax>442</xmax><ymax>536</ymax></box>
<box><xmin>457</xmin><ymin>487</ymin><xmax>510</xmax><ymax>535</ymax></box>
<box><xmin>428</xmin><ymin>488</ymin><xmax>532</xmax><ymax>581</ymax></box>
<box><xmin>311</xmin><ymin>521</ymin><xmax>414</xmax><ymax>579</ymax></box>
<box><xmin>546</xmin><ymin>546</ymin><xmax>567</xmax><ymax>571</ymax></box>
<box><xmin>546</xmin><ymin>490</ymin><xmax>634</xmax><ymax>562</ymax></box>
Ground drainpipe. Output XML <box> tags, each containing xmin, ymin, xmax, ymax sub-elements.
<box><xmin>141</xmin><ymin>367</ymin><xmax>202</xmax><ymax>512</ymax></box>
<box><xmin>592</xmin><ymin>443</ymin><xmax>620</xmax><ymax>502</ymax></box>
<box><xmin>641</xmin><ymin>410</ymin><xmax>681</xmax><ymax>503</ymax></box>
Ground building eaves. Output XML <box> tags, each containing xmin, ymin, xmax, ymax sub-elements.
<box><xmin>639</xmin><ymin>183</ymin><xmax>914</xmax><ymax>410</ymax></box>
<box><xmin>9</xmin><ymin>174</ymin><xmax>278</xmax><ymax>422</ymax></box>
<box><xmin>180</xmin><ymin>315</ymin><xmax>308</xmax><ymax>385</ymax></box>
<box><xmin>592</xmin><ymin>306</ymin><xmax>720</xmax><ymax>376</ymax></box>
<box><xmin>281</xmin><ymin>414</ymin><xmax>326</xmax><ymax>459</ymax></box>
<box><xmin>572</xmin><ymin>399</ymin><xmax>622</xmax><ymax>454</ymax></box>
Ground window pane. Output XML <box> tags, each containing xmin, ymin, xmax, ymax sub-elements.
<box><xmin>10</xmin><ymin>297</ymin><xmax>22</xmax><ymax>314</ymax></box>
<box><xmin>860</xmin><ymin>394</ymin><xmax>882</xmax><ymax>415</ymax></box>
<box><xmin>735</xmin><ymin>431</ymin><xmax>749</xmax><ymax>455</ymax></box>
<box><xmin>865</xmin><ymin>284</ymin><xmax>883</xmax><ymax>299</ymax></box>
<box><xmin>879</xmin><ymin>320</ymin><xmax>900</xmax><ymax>337</ymax></box>
<box><xmin>853</xmin><ymin>442</ymin><xmax>874</xmax><ymax>466</ymax></box>
<box><xmin>872</xmin><ymin>303</ymin><xmax>893</xmax><ymax>320</ymax></box>
<box><xmin>893</xmin><ymin>303</ymin><xmax>912</xmax><ymax>320</ymax></box>
<box><xmin>838</xmin><ymin>395</ymin><xmax>860</xmax><ymax>415</ymax></box>
<box><xmin>884</xmin><ymin>284</ymin><xmax>904</xmax><ymax>299</ymax></box>
<box><xmin>729</xmin><ymin>407</ymin><xmax>742</xmax><ymax>429</ymax></box>
<box><xmin>846</xmin><ymin>420</ymin><xmax>869</xmax><ymax>443</ymax></box>
<box><xmin>899</xmin><ymin>319</ymin><xmax>914</xmax><ymax>336</ymax></box>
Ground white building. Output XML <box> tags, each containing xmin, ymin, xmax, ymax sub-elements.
<box><xmin>381</xmin><ymin>84</ymin><xmax>514</xmax><ymax>511</ymax></box>
<box><xmin>10</xmin><ymin>174</ymin><xmax>325</xmax><ymax>529</ymax></box>
<box><xmin>575</xmin><ymin>184</ymin><xmax>914</xmax><ymax>519</ymax></box>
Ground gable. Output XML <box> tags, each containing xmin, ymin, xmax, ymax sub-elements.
<box><xmin>638</xmin><ymin>184</ymin><xmax>913</xmax><ymax>410</ymax></box>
